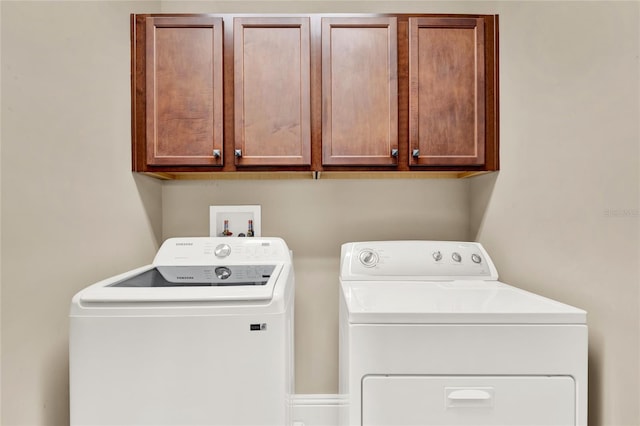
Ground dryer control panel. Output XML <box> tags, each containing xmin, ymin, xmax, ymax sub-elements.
<box><xmin>340</xmin><ymin>241</ymin><xmax>498</xmax><ymax>281</ymax></box>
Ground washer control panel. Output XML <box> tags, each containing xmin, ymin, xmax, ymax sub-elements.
<box><xmin>153</xmin><ymin>237</ymin><xmax>291</xmax><ymax>266</ymax></box>
<box><xmin>342</xmin><ymin>241</ymin><xmax>497</xmax><ymax>281</ymax></box>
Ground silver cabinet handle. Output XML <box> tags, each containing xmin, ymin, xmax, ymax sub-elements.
<box><xmin>213</xmin><ymin>149</ymin><xmax>221</xmax><ymax>159</ymax></box>
<box><xmin>234</xmin><ymin>149</ymin><xmax>242</xmax><ymax>158</ymax></box>
<box><xmin>391</xmin><ymin>149</ymin><xmax>399</xmax><ymax>158</ymax></box>
<box><xmin>412</xmin><ymin>149</ymin><xmax>420</xmax><ymax>158</ymax></box>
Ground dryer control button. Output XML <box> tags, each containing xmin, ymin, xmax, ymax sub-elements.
<box><xmin>358</xmin><ymin>250</ymin><xmax>379</xmax><ymax>267</ymax></box>
<box><xmin>214</xmin><ymin>244</ymin><xmax>231</xmax><ymax>258</ymax></box>
<box><xmin>452</xmin><ymin>252</ymin><xmax>462</xmax><ymax>263</ymax></box>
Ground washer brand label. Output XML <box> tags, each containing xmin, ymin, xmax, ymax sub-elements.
<box><xmin>250</xmin><ymin>323</ymin><xmax>267</xmax><ymax>331</ymax></box>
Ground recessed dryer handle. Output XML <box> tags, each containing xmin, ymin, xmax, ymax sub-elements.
<box><xmin>446</xmin><ymin>387</ymin><xmax>494</xmax><ymax>408</ymax></box>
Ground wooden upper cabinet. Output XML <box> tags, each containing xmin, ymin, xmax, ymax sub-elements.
<box><xmin>132</xmin><ymin>14</ymin><xmax>498</xmax><ymax>176</ymax></box>
<box><xmin>234</xmin><ymin>17</ymin><xmax>311</xmax><ymax>166</ymax></box>
<box><xmin>408</xmin><ymin>17</ymin><xmax>489</xmax><ymax>167</ymax></box>
<box><xmin>322</xmin><ymin>18</ymin><xmax>398</xmax><ymax>166</ymax></box>
<box><xmin>143</xmin><ymin>16</ymin><xmax>224</xmax><ymax>167</ymax></box>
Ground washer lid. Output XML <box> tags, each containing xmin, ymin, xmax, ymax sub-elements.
<box><xmin>342</xmin><ymin>280</ymin><xmax>587</xmax><ymax>324</ymax></box>
<box><xmin>113</xmin><ymin>265</ymin><xmax>276</xmax><ymax>288</ymax></box>
<box><xmin>78</xmin><ymin>264</ymin><xmax>284</xmax><ymax>303</ymax></box>
<box><xmin>76</xmin><ymin>237</ymin><xmax>293</xmax><ymax>304</ymax></box>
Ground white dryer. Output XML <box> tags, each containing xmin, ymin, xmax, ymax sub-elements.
<box><xmin>339</xmin><ymin>241</ymin><xmax>587</xmax><ymax>426</ymax></box>
<box><xmin>70</xmin><ymin>237</ymin><xmax>294</xmax><ymax>426</ymax></box>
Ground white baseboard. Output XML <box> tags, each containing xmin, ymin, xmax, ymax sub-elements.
<box><xmin>291</xmin><ymin>394</ymin><xmax>347</xmax><ymax>426</ymax></box>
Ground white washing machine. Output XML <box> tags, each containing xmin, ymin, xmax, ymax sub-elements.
<box><xmin>339</xmin><ymin>241</ymin><xmax>587</xmax><ymax>426</ymax></box>
<box><xmin>70</xmin><ymin>237</ymin><xmax>294</xmax><ymax>426</ymax></box>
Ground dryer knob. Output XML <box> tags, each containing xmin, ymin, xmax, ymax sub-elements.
<box><xmin>358</xmin><ymin>250</ymin><xmax>379</xmax><ymax>268</ymax></box>
<box><xmin>214</xmin><ymin>244</ymin><xmax>231</xmax><ymax>258</ymax></box>
<box><xmin>471</xmin><ymin>253</ymin><xmax>482</xmax><ymax>264</ymax></box>
<box><xmin>452</xmin><ymin>252</ymin><xmax>462</xmax><ymax>263</ymax></box>
<box><xmin>432</xmin><ymin>251</ymin><xmax>443</xmax><ymax>261</ymax></box>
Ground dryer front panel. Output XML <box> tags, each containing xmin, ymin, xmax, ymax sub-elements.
<box><xmin>362</xmin><ymin>375</ymin><xmax>575</xmax><ymax>426</ymax></box>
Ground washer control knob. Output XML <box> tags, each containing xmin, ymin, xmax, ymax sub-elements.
<box><xmin>215</xmin><ymin>266</ymin><xmax>231</xmax><ymax>280</ymax></box>
<box><xmin>214</xmin><ymin>244</ymin><xmax>231</xmax><ymax>258</ymax></box>
<box><xmin>358</xmin><ymin>250</ymin><xmax>379</xmax><ymax>267</ymax></box>
<box><xmin>452</xmin><ymin>252</ymin><xmax>462</xmax><ymax>263</ymax></box>
<box><xmin>471</xmin><ymin>253</ymin><xmax>482</xmax><ymax>264</ymax></box>
<box><xmin>432</xmin><ymin>251</ymin><xmax>443</xmax><ymax>261</ymax></box>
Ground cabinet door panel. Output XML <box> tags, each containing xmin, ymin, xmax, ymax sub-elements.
<box><xmin>322</xmin><ymin>18</ymin><xmax>398</xmax><ymax>166</ymax></box>
<box><xmin>409</xmin><ymin>17</ymin><xmax>485</xmax><ymax>166</ymax></box>
<box><xmin>234</xmin><ymin>17</ymin><xmax>311</xmax><ymax>166</ymax></box>
<box><xmin>145</xmin><ymin>17</ymin><xmax>223</xmax><ymax>166</ymax></box>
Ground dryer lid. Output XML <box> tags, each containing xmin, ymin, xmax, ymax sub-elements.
<box><xmin>342</xmin><ymin>280</ymin><xmax>587</xmax><ymax>324</ymax></box>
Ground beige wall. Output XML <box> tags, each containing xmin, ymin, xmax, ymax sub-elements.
<box><xmin>1</xmin><ymin>1</ymin><xmax>639</xmax><ymax>426</ymax></box>
<box><xmin>1</xmin><ymin>1</ymin><xmax>162</xmax><ymax>425</ymax></box>
<box><xmin>0</xmin><ymin>2</ymin><xmax>3</xmax><ymax>420</ymax></box>
<box><xmin>470</xmin><ymin>2</ymin><xmax>640</xmax><ymax>425</ymax></box>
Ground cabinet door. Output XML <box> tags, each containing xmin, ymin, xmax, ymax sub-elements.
<box><xmin>409</xmin><ymin>17</ymin><xmax>486</xmax><ymax>166</ymax></box>
<box><xmin>322</xmin><ymin>18</ymin><xmax>398</xmax><ymax>166</ymax></box>
<box><xmin>234</xmin><ymin>17</ymin><xmax>311</xmax><ymax>166</ymax></box>
<box><xmin>145</xmin><ymin>17</ymin><xmax>223</xmax><ymax>166</ymax></box>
